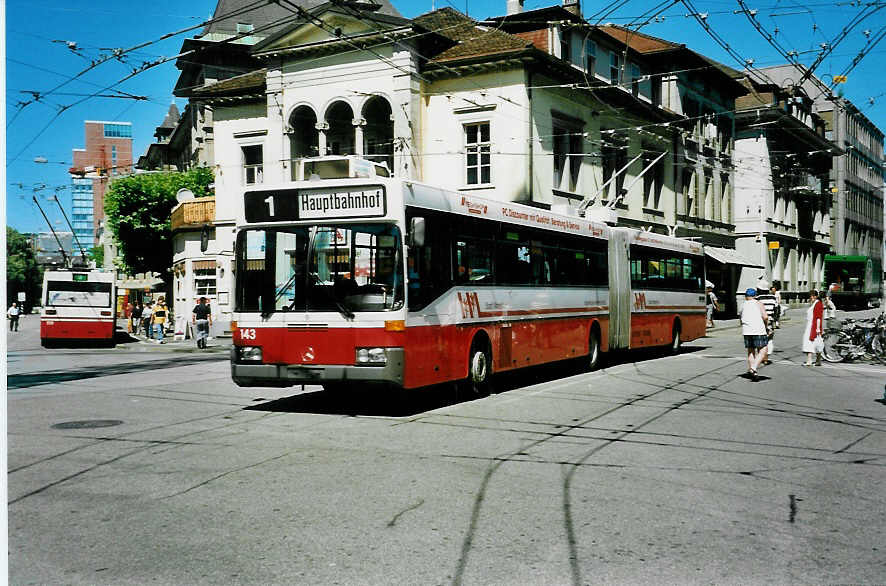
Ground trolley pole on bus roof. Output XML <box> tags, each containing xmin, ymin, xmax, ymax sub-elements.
<box><xmin>52</xmin><ymin>194</ymin><xmax>89</xmax><ymax>266</ymax></box>
<box><xmin>32</xmin><ymin>195</ymin><xmax>70</xmax><ymax>267</ymax></box>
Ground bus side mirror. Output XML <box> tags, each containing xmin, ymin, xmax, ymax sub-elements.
<box><xmin>409</xmin><ymin>217</ymin><xmax>426</xmax><ymax>247</ymax></box>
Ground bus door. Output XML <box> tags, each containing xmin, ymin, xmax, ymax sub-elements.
<box><xmin>608</xmin><ymin>229</ymin><xmax>631</xmax><ymax>350</ymax></box>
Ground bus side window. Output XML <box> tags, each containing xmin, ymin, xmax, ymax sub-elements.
<box><xmin>496</xmin><ymin>241</ymin><xmax>530</xmax><ymax>285</ymax></box>
<box><xmin>455</xmin><ymin>241</ymin><xmax>469</xmax><ymax>284</ymax></box>
<box><xmin>407</xmin><ymin>211</ymin><xmax>453</xmax><ymax>310</ymax></box>
<box><xmin>453</xmin><ymin>215</ymin><xmax>494</xmax><ymax>285</ymax></box>
<box><xmin>530</xmin><ymin>241</ymin><xmax>555</xmax><ymax>285</ymax></box>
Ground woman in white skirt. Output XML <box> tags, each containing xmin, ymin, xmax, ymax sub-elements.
<box><xmin>802</xmin><ymin>289</ymin><xmax>824</xmax><ymax>366</ymax></box>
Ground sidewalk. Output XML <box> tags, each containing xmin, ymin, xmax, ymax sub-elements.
<box><xmin>705</xmin><ymin>313</ymin><xmax>791</xmax><ymax>334</ymax></box>
<box><xmin>705</xmin><ymin>306</ymin><xmax>884</xmax><ymax>335</ymax></box>
<box><xmin>115</xmin><ymin>330</ymin><xmax>230</xmax><ymax>353</ymax></box>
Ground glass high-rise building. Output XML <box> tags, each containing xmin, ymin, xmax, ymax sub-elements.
<box><xmin>70</xmin><ymin>121</ymin><xmax>134</xmax><ymax>249</ymax></box>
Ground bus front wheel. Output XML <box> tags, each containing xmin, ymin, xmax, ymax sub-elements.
<box><xmin>465</xmin><ymin>339</ymin><xmax>492</xmax><ymax>397</ymax></box>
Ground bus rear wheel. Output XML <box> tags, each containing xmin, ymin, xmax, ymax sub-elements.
<box><xmin>587</xmin><ymin>329</ymin><xmax>602</xmax><ymax>371</ymax></box>
<box><xmin>464</xmin><ymin>339</ymin><xmax>492</xmax><ymax>397</ymax></box>
<box><xmin>669</xmin><ymin>322</ymin><xmax>682</xmax><ymax>354</ymax></box>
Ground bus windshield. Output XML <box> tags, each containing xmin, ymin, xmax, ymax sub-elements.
<box><xmin>45</xmin><ymin>280</ymin><xmax>113</xmax><ymax>308</ymax></box>
<box><xmin>235</xmin><ymin>223</ymin><xmax>404</xmax><ymax>315</ymax></box>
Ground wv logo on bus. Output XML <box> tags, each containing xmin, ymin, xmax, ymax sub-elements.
<box><xmin>634</xmin><ymin>292</ymin><xmax>647</xmax><ymax>310</ymax></box>
<box><xmin>458</xmin><ymin>291</ymin><xmax>481</xmax><ymax>319</ymax></box>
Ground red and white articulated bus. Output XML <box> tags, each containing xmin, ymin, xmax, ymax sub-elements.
<box><xmin>40</xmin><ymin>270</ymin><xmax>117</xmax><ymax>347</ymax></box>
<box><xmin>230</xmin><ymin>160</ymin><xmax>706</xmax><ymax>393</ymax></box>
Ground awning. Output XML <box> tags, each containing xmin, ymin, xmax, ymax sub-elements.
<box><xmin>704</xmin><ymin>246</ymin><xmax>763</xmax><ymax>268</ymax></box>
<box><xmin>193</xmin><ymin>260</ymin><xmax>215</xmax><ymax>270</ymax></box>
<box><xmin>117</xmin><ymin>276</ymin><xmax>165</xmax><ymax>291</ymax></box>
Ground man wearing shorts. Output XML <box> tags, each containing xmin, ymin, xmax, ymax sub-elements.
<box><xmin>740</xmin><ymin>288</ymin><xmax>769</xmax><ymax>381</ymax></box>
<box><xmin>192</xmin><ymin>297</ymin><xmax>212</xmax><ymax>349</ymax></box>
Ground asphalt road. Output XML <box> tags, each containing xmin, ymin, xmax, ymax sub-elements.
<box><xmin>7</xmin><ymin>313</ymin><xmax>886</xmax><ymax>585</ymax></box>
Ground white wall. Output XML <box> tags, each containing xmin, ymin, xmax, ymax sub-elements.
<box><xmin>171</xmin><ymin>226</ymin><xmax>235</xmax><ymax>339</ymax></box>
<box><xmin>734</xmin><ymin>136</ymin><xmax>772</xmax><ymax>272</ymax></box>
<box><xmin>420</xmin><ymin>69</ymin><xmax>530</xmax><ymax>201</ymax></box>
<box><xmin>276</xmin><ymin>46</ymin><xmax>420</xmax><ymax>180</ymax></box>
<box><xmin>213</xmin><ymin>105</ymin><xmax>268</xmax><ymax>226</ymax></box>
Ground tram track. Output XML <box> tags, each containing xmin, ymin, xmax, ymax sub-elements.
<box><xmin>450</xmin><ymin>356</ymin><xmax>745</xmax><ymax>586</ymax></box>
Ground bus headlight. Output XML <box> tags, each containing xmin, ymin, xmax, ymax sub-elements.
<box><xmin>238</xmin><ymin>346</ymin><xmax>263</xmax><ymax>362</ymax></box>
<box><xmin>356</xmin><ymin>347</ymin><xmax>387</xmax><ymax>365</ymax></box>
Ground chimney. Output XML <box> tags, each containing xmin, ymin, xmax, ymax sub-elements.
<box><xmin>563</xmin><ymin>0</ymin><xmax>580</xmax><ymax>17</ymax></box>
<box><xmin>506</xmin><ymin>0</ymin><xmax>523</xmax><ymax>15</ymax></box>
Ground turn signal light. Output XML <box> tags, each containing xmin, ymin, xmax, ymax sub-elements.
<box><xmin>230</xmin><ymin>320</ymin><xmax>237</xmax><ymax>331</ymax></box>
<box><xmin>384</xmin><ymin>320</ymin><xmax>405</xmax><ymax>332</ymax></box>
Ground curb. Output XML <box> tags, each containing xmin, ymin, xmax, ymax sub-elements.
<box><xmin>114</xmin><ymin>334</ymin><xmax>230</xmax><ymax>353</ymax></box>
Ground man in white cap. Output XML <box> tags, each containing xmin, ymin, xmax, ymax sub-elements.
<box><xmin>755</xmin><ymin>279</ymin><xmax>777</xmax><ymax>362</ymax></box>
<box><xmin>740</xmin><ymin>288</ymin><xmax>769</xmax><ymax>381</ymax></box>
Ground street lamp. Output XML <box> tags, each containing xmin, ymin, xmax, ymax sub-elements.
<box><xmin>33</xmin><ymin>157</ymin><xmax>69</xmax><ymax>165</ymax></box>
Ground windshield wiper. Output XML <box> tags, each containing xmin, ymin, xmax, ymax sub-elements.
<box><xmin>305</xmin><ymin>274</ymin><xmax>354</xmax><ymax>319</ymax></box>
<box><xmin>332</xmin><ymin>297</ymin><xmax>355</xmax><ymax>320</ymax></box>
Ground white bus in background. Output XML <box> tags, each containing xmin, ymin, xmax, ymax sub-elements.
<box><xmin>40</xmin><ymin>270</ymin><xmax>117</xmax><ymax>347</ymax></box>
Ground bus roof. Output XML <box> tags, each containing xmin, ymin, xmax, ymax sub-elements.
<box><xmin>404</xmin><ymin>181</ymin><xmax>612</xmax><ymax>241</ymax></box>
<box><xmin>43</xmin><ymin>270</ymin><xmax>115</xmax><ymax>282</ymax></box>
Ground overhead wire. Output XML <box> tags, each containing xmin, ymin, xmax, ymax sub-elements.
<box><xmin>7</xmin><ymin>4</ymin><xmax>306</xmax><ymax>165</ymax></box>
<box><xmin>7</xmin><ymin>0</ymin><xmax>275</xmax><ymax>127</ymax></box>
<box><xmin>11</xmin><ymin>0</ymin><xmax>880</xmax><ymax>209</ymax></box>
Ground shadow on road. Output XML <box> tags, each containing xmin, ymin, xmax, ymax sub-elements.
<box><xmin>246</xmin><ymin>346</ymin><xmax>707</xmax><ymax>417</ymax></box>
<box><xmin>8</xmin><ymin>355</ymin><xmax>227</xmax><ymax>389</ymax></box>
<box><xmin>115</xmin><ymin>330</ymin><xmax>142</xmax><ymax>345</ymax></box>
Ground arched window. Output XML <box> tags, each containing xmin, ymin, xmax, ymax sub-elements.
<box><xmin>289</xmin><ymin>106</ymin><xmax>318</xmax><ymax>160</ymax></box>
<box><xmin>362</xmin><ymin>96</ymin><xmax>394</xmax><ymax>172</ymax></box>
<box><xmin>325</xmin><ymin>101</ymin><xmax>355</xmax><ymax>156</ymax></box>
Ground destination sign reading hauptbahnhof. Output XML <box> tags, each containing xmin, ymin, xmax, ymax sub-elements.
<box><xmin>244</xmin><ymin>186</ymin><xmax>386</xmax><ymax>222</ymax></box>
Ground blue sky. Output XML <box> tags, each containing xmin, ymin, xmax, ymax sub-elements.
<box><xmin>6</xmin><ymin>0</ymin><xmax>886</xmax><ymax>234</ymax></box>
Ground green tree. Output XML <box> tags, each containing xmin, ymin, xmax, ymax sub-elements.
<box><xmin>89</xmin><ymin>245</ymin><xmax>104</xmax><ymax>266</ymax></box>
<box><xmin>6</xmin><ymin>227</ymin><xmax>43</xmax><ymax>312</ymax></box>
<box><xmin>104</xmin><ymin>167</ymin><xmax>214</xmax><ymax>293</ymax></box>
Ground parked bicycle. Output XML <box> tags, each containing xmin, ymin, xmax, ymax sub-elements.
<box><xmin>822</xmin><ymin>313</ymin><xmax>886</xmax><ymax>363</ymax></box>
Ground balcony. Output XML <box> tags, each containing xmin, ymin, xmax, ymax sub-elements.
<box><xmin>786</xmin><ymin>174</ymin><xmax>823</xmax><ymax>197</ymax></box>
<box><xmin>171</xmin><ymin>197</ymin><xmax>215</xmax><ymax>232</ymax></box>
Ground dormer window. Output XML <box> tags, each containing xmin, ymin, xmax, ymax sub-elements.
<box><xmin>585</xmin><ymin>40</ymin><xmax>596</xmax><ymax>75</ymax></box>
<box><xmin>609</xmin><ymin>52</ymin><xmax>622</xmax><ymax>85</ymax></box>
<box><xmin>560</xmin><ymin>29</ymin><xmax>571</xmax><ymax>62</ymax></box>
<box><xmin>236</xmin><ymin>23</ymin><xmax>254</xmax><ymax>34</ymax></box>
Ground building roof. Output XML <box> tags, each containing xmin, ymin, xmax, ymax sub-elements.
<box><xmin>486</xmin><ymin>4</ymin><xmax>584</xmax><ymax>26</ymax></box>
<box><xmin>159</xmin><ymin>103</ymin><xmax>180</xmax><ymax>129</ymax></box>
<box><xmin>187</xmin><ymin>68</ymin><xmax>267</xmax><ymax>99</ymax></box>
<box><xmin>201</xmin><ymin>0</ymin><xmax>402</xmax><ymax>38</ymax></box>
<box><xmin>249</xmin><ymin>2</ymin><xmax>412</xmax><ymax>55</ymax></box>
<box><xmin>596</xmin><ymin>25</ymin><xmax>684</xmax><ymax>54</ymax></box>
<box><xmin>414</xmin><ymin>8</ymin><xmax>531</xmax><ymax>63</ymax></box>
